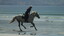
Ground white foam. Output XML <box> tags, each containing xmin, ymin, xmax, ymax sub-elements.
<box><xmin>1</xmin><ymin>15</ymin><xmax>64</xmax><ymax>22</ymax></box>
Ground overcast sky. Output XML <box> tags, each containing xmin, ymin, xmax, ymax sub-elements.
<box><xmin>0</xmin><ymin>0</ymin><xmax>64</xmax><ymax>6</ymax></box>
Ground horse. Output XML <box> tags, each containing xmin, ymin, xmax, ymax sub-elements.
<box><xmin>10</xmin><ymin>11</ymin><xmax>40</xmax><ymax>31</ymax></box>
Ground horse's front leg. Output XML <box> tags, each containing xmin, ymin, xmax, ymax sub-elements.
<box><xmin>18</xmin><ymin>21</ymin><xmax>22</xmax><ymax>31</ymax></box>
<box><xmin>21</xmin><ymin>22</ymin><xmax>26</xmax><ymax>29</ymax></box>
<box><xmin>31</xmin><ymin>22</ymin><xmax>37</xmax><ymax>31</ymax></box>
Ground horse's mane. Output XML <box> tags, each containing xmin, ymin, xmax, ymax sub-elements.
<box><xmin>31</xmin><ymin>11</ymin><xmax>37</xmax><ymax>14</ymax></box>
<box><xmin>17</xmin><ymin>11</ymin><xmax>37</xmax><ymax>16</ymax></box>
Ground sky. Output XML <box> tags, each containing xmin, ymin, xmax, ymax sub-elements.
<box><xmin>0</xmin><ymin>0</ymin><xmax>64</xmax><ymax>6</ymax></box>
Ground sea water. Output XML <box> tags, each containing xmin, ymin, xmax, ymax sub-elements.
<box><xmin>0</xmin><ymin>5</ymin><xmax>64</xmax><ymax>14</ymax></box>
<box><xmin>0</xmin><ymin>5</ymin><xmax>64</xmax><ymax>36</ymax></box>
<box><xmin>0</xmin><ymin>14</ymin><xmax>64</xmax><ymax>36</ymax></box>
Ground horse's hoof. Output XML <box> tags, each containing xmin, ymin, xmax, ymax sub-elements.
<box><xmin>35</xmin><ymin>29</ymin><xmax>37</xmax><ymax>31</ymax></box>
<box><xmin>18</xmin><ymin>33</ymin><xmax>20</xmax><ymax>35</ymax></box>
<box><xmin>20</xmin><ymin>30</ymin><xmax>22</xmax><ymax>31</ymax></box>
<box><xmin>30</xmin><ymin>26</ymin><xmax>33</xmax><ymax>28</ymax></box>
<box><xmin>36</xmin><ymin>30</ymin><xmax>38</xmax><ymax>31</ymax></box>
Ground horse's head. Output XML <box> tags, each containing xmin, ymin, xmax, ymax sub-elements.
<box><xmin>31</xmin><ymin>11</ymin><xmax>40</xmax><ymax>19</ymax></box>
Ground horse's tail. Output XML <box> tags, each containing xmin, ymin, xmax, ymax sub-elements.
<box><xmin>10</xmin><ymin>17</ymin><xmax>16</xmax><ymax>24</ymax></box>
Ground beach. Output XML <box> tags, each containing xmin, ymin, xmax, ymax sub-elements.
<box><xmin>0</xmin><ymin>14</ymin><xmax>64</xmax><ymax>36</ymax></box>
<box><xmin>0</xmin><ymin>0</ymin><xmax>64</xmax><ymax>36</ymax></box>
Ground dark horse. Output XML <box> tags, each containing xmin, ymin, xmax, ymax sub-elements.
<box><xmin>10</xmin><ymin>11</ymin><xmax>40</xmax><ymax>31</ymax></box>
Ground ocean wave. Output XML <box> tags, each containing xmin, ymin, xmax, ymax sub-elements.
<box><xmin>0</xmin><ymin>15</ymin><xmax>64</xmax><ymax>22</ymax></box>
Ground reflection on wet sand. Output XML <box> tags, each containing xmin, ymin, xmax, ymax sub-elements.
<box><xmin>18</xmin><ymin>31</ymin><xmax>36</xmax><ymax>35</ymax></box>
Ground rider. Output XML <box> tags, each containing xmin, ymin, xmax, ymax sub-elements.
<box><xmin>24</xmin><ymin>6</ymin><xmax>32</xmax><ymax>22</ymax></box>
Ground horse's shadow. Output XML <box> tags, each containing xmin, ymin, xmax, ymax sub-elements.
<box><xmin>18</xmin><ymin>31</ymin><xmax>36</xmax><ymax>35</ymax></box>
<box><xmin>13</xmin><ymin>29</ymin><xmax>36</xmax><ymax>35</ymax></box>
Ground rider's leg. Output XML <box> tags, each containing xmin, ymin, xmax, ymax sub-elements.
<box><xmin>25</xmin><ymin>14</ymin><xmax>29</xmax><ymax>22</ymax></box>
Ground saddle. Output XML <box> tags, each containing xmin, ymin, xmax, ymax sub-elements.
<box><xmin>22</xmin><ymin>16</ymin><xmax>25</xmax><ymax>19</ymax></box>
<box><xmin>22</xmin><ymin>15</ymin><xmax>28</xmax><ymax>22</ymax></box>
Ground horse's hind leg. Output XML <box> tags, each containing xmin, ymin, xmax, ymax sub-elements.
<box><xmin>18</xmin><ymin>21</ymin><xmax>22</xmax><ymax>31</ymax></box>
<box><xmin>31</xmin><ymin>22</ymin><xmax>37</xmax><ymax>31</ymax></box>
<box><xmin>21</xmin><ymin>22</ymin><xmax>26</xmax><ymax>29</ymax></box>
